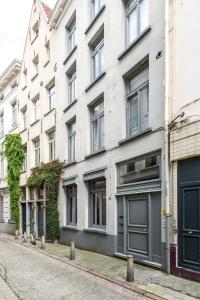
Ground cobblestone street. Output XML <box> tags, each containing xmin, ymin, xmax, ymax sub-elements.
<box><xmin>0</xmin><ymin>237</ymin><xmax>150</xmax><ymax>300</ymax></box>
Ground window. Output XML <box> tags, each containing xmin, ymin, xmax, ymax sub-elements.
<box><xmin>0</xmin><ymin>112</ymin><xmax>4</xmax><ymax>138</ymax></box>
<box><xmin>11</xmin><ymin>101</ymin><xmax>17</xmax><ymax>129</ymax></box>
<box><xmin>11</xmin><ymin>81</ymin><xmax>17</xmax><ymax>89</ymax></box>
<box><xmin>22</xmin><ymin>107</ymin><xmax>27</xmax><ymax>130</ymax></box>
<box><xmin>0</xmin><ymin>196</ymin><xmax>3</xmax><ymax>220</ymax></box>
<box><xmin>91</xmin><ymin>37</ymin><xmax>104</xmax><ymax>80</ymax></box>
<box><xmin>37</xmin><ymin>186</ymin><xmax>44</xmax><ymax>199</ymax></box>
<box><xmin>48</xmin><ymin>130</ymin><xmax>55</xmax><ymax>161</ymax></box>
<box><xmin>29</xmin><ymin>188</ymin><xmax>35</xmax><ymax>200</ymax></box>
<box><xmin>32</xmin><ymin>21</ymin><xmax>39</xmax><ymax>39</ymax></box>
<box><xmin>91</xmin><ymin>0</ymin><xmax>104</xmax><ymax>19</ymax></box>
<box><xmin>68</xmin><ymin>68</ymin><xmax>77</xmax><ymax>104</ymax></box>
<box><xmin>34</xmin><ymin>138</ymin><xmax>40</xmax><ymax>166</ymax></box>
<box><xmin>89</xmin><ymin>179</ymin><xmax>106</xmax><ymax>228</ymax></box>
<box><xmin>33</xmin><ymin>55</ymin><xmax>39</xmax><ymax>74</ymax></box>
<box><xmin>48</xmin><ymin>84</ymin><xmax>55</xmax><ymax>110</ymax></box>
<box><xmin>66</xmin><ymin>185</ymin><xmax>77</xmax><ymax>226</ymax></box>
<box><xmin>33</xmin><ymin>97</ymin><xmax>40</xmax><ymax>121</ymax></box>
<box><xmin>23</xmin><ymin>145</ymin><xmax>27</xmax><ymax>172</ymax></box>
<box><xmin>67</xmin><ymin>18</ymin><xmax>76</xmax><ymax>53</ymax></box>
<box><xmin>68</xmin><ymin>120</ymin><xmax>76</xmax><ymax>162</ymax></box>
<box><xmin>90</xmin><ymin>101</ymin><xmax>104</xmax><ymax>153</ymax></box>
<box><xmin>118</xmin><ymin>152</ymin><xmax>160</xmax><ymax>185</ymax></box>
<box><xmin>126</xmin><ymin>0</ymin><xmax>149</xmax><ymax>46</ymax></box>
<box><xmin>127</xmin><ymin>68</ymin><xmax>149</xmax><ymax>137</ymax></box>
<box><xmin>45</xmin><ymin>39</ymin><xmax>50</xmax><ymax>62</ymax></box>
<box><xmin>21</xmin><ymin>187</ymin><xmax>26</xmax><ymax>201</ymax></box>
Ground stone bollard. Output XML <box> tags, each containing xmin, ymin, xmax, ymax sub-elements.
<box><xmin>126</xmin><ymin>255</ymin><xmax>134</xmax><ymax>282</ymax></box>
<box><xmin>23</xmin><ymin>231</ymin><xmax>27</xmax><ymax>243</ymax></box>
<box><xmin>15</xmin><ymin>230</ymin><xmax>19</xmax><ymax>240</ymax></box>
<box><xmin>70</xmin><ymin>242</ymin><xmax>75</xmax><ymax>260</ymax></box>
<box><xmin>41</xmin><ymin>235</ymin><xmax>46</xmax><ymax>249</ymax></box>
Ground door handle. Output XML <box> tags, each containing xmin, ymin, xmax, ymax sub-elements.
<box><xmin>189</xmin><ymin>231</ymin><xmax>192</xmax><ymax>234</ymax></box>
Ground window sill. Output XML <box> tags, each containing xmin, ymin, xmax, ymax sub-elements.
<box><xmin>44</xmin><ymin>60</ymin><xmax>50</xmax><ymax>68</ymax></box>
<box><xmin>118</xmin><ymin>128</ymin><xmax>152</xmax><ymax>146</ymax></box>
<box><xmin>62</xmin><ymin>225</ymin><xmax>78</xmax><ymax>231</ymax></box>
<box><xmin>63</xmin><ymin>45</ymin><xmax>77</xmax><ymax>66</ymax></box>
<box><xmin>31</xmin><ymin>73</ymin><xmax>39</xmax><ymax>82</ymax></box>
<box><xmin>63</xmin><ymin>99</ymin><xmax>77</xmax><ymax>113</ymax></box>
<box><xmin>84</xmin><ymin>228</ymin><xmax>107</xmax><ymax>235</ymax></box>
<box><xmin>44</xmin><ymin>108</ymin><xmax>55</xmax><ymax>117</ymax></box>
<box><xmin>85</xmin><ymin>5</ymin><xmax>106</xmax><ymax>35</ymax></box>
<box><xmin>85</xmin><ymin>72</ymin><xmax>106</xmax><ymax>93</ymax></box>
<box><xmin>19</xmin><ymin>128</ymin><xmax>27</xmax><ymax>134</ymax></box>
<box><xmin>22</xmin><ymin>85</ymin><xmax>27</xmax><ymax>91</ymax></box>
<box><xmin>30</xmin><ymin>119</ymin><xmax>40</xmax><ymax>127</ymax></box>
<box><xmin>118</xmin><ymin>26</ymin><xmax>151</xmax><ymax>61</ymax></box>
<box><xmin>31</xmin><ymin>34</ymin><xmax>39</xmax><ymax>45</ymax></box>
<box><xmin>9</xmin><ymin>125</ymin><xmax>17</xmax><ymax>133</ymax></box>
<box><xmin>85</xmin><ymin>148</ymin><xmax>106</xmax><ymax>160</ymax></box>
<box><xmin>63</xmin><ymin>161</ymin><xmax>77</xmax><ymax>168</ymax></box>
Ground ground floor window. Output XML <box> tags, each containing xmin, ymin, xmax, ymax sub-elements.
<box><xmin>89</xmin><ymin>179</ymin><xmax>106</xmax><ymax>228</ymax></box>
<box><xmin>66</xmin><ymin>185</ymin><xmax>77</xmax><ymax>226</ymax></box>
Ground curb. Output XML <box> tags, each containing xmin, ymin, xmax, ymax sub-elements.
<box><xmin>2</xmin><ymin>236</ymin><xmax>165</xmax><ymax>300</ymax></box>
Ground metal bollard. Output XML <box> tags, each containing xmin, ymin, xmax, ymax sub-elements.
<box><xmin>23</xmin><ymin>231</ymin><xmax>27</xmax><ymax>243</ymax></box>
<box><xmin>126</xmin><ymin>255</ymin><xmax>134</xmax><ymax>282</ymax></box>
<box><xmin>70</xmin><ymin>242</ymin><xmax>75</xmax><ymax>260</ymax></box>
<box><xmin>41</xmin><ymin>235</ymin><xmax>46</xmax><ymax>249</ymax></box>
<box><xmin>15</xmin><ymin>230</ymin><xmax>19</xmax><ymax>240</ymax></box>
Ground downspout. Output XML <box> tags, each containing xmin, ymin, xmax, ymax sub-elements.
<box><xmin>164</xmin><ymin>0</ymin><xmax>171</xmax><ymax>275</ymax></box>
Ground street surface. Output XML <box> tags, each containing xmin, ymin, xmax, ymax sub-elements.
<box><xmin>0</xmin><ymin>238</ymin><xmax>148</xmax><ymax>300</ymax></box>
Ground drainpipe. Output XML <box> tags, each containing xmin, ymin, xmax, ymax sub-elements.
<box><xmin>164</xmin><ymin>0</ymin><xmax>171</xmax><ymax>275</ymax></box>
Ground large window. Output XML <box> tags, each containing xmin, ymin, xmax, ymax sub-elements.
<box><xmin>91</xmin><ymin>101</ymin><xmax>104</xmax><ymax>153</ymax></box>
<box><xmin>48</xmin><ymin>84</ymin><xmax>55</xmax><ymax>111</ymax></box>
<box><xmin>91</xmin><ymin>0</ymin><xmax>104</xmax><ymax>19</ymax></box>
<box><xmin>23</xmin><ymin>145</ymin><xmax>27</xmax><ymax>172</ymax></box>
<box><xmin>126</xmin><ymin>0</ymin><xmax>149</xmax><ymax>45</ymax></box>
<box><xmin>91</xmin><ymin>36</ymin><xmax>104</xmax><ymax>81</ymax></box>
<box><xmin>67</xmin><ymin>18</ymin><xmax>76</xmax><ymax>53</ymax></box>
<box><xmin>68</xmin><ymin>68</ymin><xmax>77</xmax><ymax>104</ymax></box>
<box><xmin>118</xmin><ymin>152</ymin><xmax>160</xmax><ymax>185</ymax></box>
<box><xmin>68</xmin><ymin>120</ymin><xmax>76</xmax><ymax>162</ymax></box>
<box><xmin>48</xmin><ymin>130</ymin><xmax>55</xmax><ymax>161</ymax></box>
<box><xmin>127</xmin><ymin>68</ymin><xmax>149</xmax><ymax>137</ymax></box>
<box><xmin>34</xmin><ymin>138</ymin><xmax>40</xmax><ymax>166</ymax></box>
<box><xmin>66</xmin><ymin>185</ymin><xmax>77</xmax><ymax>226</ymax></box>
<box><xmin>0</xmin><ymin>112</ymin><xmax>4</xmax><ymax>138</ymax></box>
<box><xmin>11</xmin><ymin>101</ymin><xmax>17</xmax><ymax>129</ymax></box>
<box><xmin>22</xmin><ymin>107</ymin><xmax>27</xmax><ymax>130</ymax></box>
<box><xmin>89</xmin><ymin>179</ymin><xmax>106</xmax><ymax>228</ymax></box>
<box><xmin>33</xmin><ymin>97</ymin><xmax>40</xmax><ymax>122</ymax></box>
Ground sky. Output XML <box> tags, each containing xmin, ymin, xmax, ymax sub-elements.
<box><xmin>0</xmin><ymin>0</ymin><xmax>56</xmax><ymax>73</ymax></box>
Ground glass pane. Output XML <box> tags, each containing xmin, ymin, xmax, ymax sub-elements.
<box><xmin>102</xmin><ymin>194</ymin><xmax>106</xmax><ymax>226</ymax></box>
<box><xmin>100</xmin><ymin>115</ymin><xmax>104</xmax><ymax>149</ymax></box>
<box><xmin>99</xmin><ymin>46</ymin><xmax>104</xmax><ymax>73</ymax></box>
<box><xmin>93</xmin><ymin>102</ymin><xmax>104</xmax><ymax>117</ymax></box>
<box><xmin>140</xmin><ymin>0</ymin><xmax>149</xmax><ymax>33</ymax></box>
<box><xmin>69</xmin><ymin>197</ymin><xmax>73</xmax><ymax>223</ymax></box>
<box><xmin>94</xmin><ymin>52</ymin><xmax>100</xmax><ymax>79</ymax></box>
<box><xmin>128</xmin><ymin>7</ymin><xmax>137</xmax><ymax>44</ymax></box>
<box><xmin>92</xmin><ymin>119</ymin><xmax>98</xmax><ymax>152</ymax></box>
<box><xmin>140</xmin><ymin>86</ymin><xmax>149</xmax><ymax>131</ymax></box>
<box><xmin>129</xmin><ymin>94</ymin><xmax>138</xmax><ymax>136</ymax></box>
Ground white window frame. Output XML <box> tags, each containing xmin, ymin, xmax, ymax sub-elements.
<box><xmin>48</xmin><ymin>84</ymin><xmax>55</xmax><ymax>111</ymax></box>
<box><xmin>23</xmin><ymin>145</ymin><xmax>27</xmax><ymax>172</ymax></box>
<box><xmin>91</xmin><ymin>39</ymin><xmax>104</xmax><ymax>81</ymax></box>
<box><xmin>11</xmin><ymin>101</ymin><xmax>17</xmax><ymax>129</ymax></box>
<box><xmin>68</xmin><ymin>121</ymin><xmax>76</xmax><ymax>163</ymax></box>
<box><xmin>66</xmin><ymin>185</ymin><xmax>77</xmax><ymax>226</ymax></box>
<box><xmin>68</xmin><ymin>71</ymin><xmax>77</xmax><ymax>104</ymax></box>
<box><xmin>90</xmin><ymin>101</ymin><xmax>104</xmax><ymax>153</ymax></box>
<box><xmin>34</xmin><ymin>138</ymin><xmax>40</xmax><ymax>166</ymax></box>
<box><xmin>48</xmin><ymin>131</ymin><xmax>56</xmax><ymax>162</ymax></box>
<box><xmin>91</xmin><ymin>0</ymin><xmax>104</xmax><ymax>20</ymax></box>
<box><xmin>67</xmin><ymin>19</ymin><xmax>76</xmax><ymax>53</ymax></box>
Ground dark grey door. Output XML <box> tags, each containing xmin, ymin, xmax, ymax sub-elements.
<box><xmin>37</xmin><ymin>203</ymin><xmax>44</xmax><ymax>238</ymax></box>
<box><xmin>21</xmin><ymin>203</ymin><xmax>26</xmax><ymax>234</ymax></box>
<box><xmin>127</xmin><ymin>196</ymin><xmax>149</xmax><ymax>259</ymax></box>
<box><xmin>179</xmin><ymin>186</ymin><xmax>200</xmax><ymax>271</ymax></box>
<box><xmin>29</xmin><ymin>204</ymin><xmax>35</xmax><ymax>233</ymax></box>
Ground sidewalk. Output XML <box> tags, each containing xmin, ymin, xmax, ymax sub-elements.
<box><xmin>1</xmin><ymin>233</ymin><xmax>200</xmax><ymax>300</ymax></box>
<box><xmin>0</xmin><ymin>277</ymin><xmax>18</xmax><ymax>300</ymax></box>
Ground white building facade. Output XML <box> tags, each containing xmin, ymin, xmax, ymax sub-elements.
<box><xmin>0</xmin><ymin>59</ymin><xmax>22</xmax><ymax>234</ymax></box>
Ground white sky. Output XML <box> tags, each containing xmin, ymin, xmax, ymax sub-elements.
<box><xmin>0</xmin><ymin>0</ymin><xmax>56</xmax><ymax>73</ymax></box>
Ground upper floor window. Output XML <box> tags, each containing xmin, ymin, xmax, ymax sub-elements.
<box><xmin>23</xmin><ymin>145</ymin><xmax>27</xmax><ymax>172</ymax></box>
<box><xmin>48</xmin><ymin>130</ymin><xmax>55</xmax><ymax>162</ymax></box>
<box><xmin>48</xmin><ymin>84</ymin><xmax>55</xmax><ymax>111</ymax></box>
<box><xmin>67</xmin><ymin>65</ymin><xmax>77</xmax><ymax>104</ymax></box>
<box><xmin>91</xmin><ymin>34</ymin><xmax>104</xmax><ymax>81</ymax></box>
<box><xmin>91</xmin><ymin>0</ymin><xmax>104</xmax><ymax>20</ymax></box>
<box><xmin>68</xmin><ymin>120</ymin><xmax>76</xmax><ymax>163</ymax></box>
<box><xmin>32</xmin><ymin>21</ymin><xmax>39</xmax><ymax>39</ymax></box>
<box><xmin>32</xmin><ymin>97</ymin><xmax>40</xmax><ymax>122</ymax></box>
<box><xmin>33</xmin><ymin>54</ymin><xmax>39</xmax><ymax>75</ymax></box>
<box><xmin>21</xmin><ymin>106</ymin><xmax>27</xmax><ymax>130</ymax></box>
<box><xmin>127</xmin><ymin>67</ymin><xmax>149</xmax><ymax>137</ymax></box>
<box><xmin>126</xmin><ymin>0</ymin><xmax>149</xmax><ymax>46</ymax></box>
<box><xmin>0</xmin><ymin>112</ymin><xmax>4</xmax><ymax>138</ymax></box>
<box><xmin>34</xmin><ymin>138</ymin><xmax>40</xmax><ymax>166</ymax></box>
<box><xmin>118</xmin><ymin>152</ymin><xmax>160</xmax><ymax>185</ymax></box>
<box><xmin>11</xmin><ymin>101</ymin><xmax>17</xmax><ymax>129</ymax></box>
<box><xmin>90</xmin><ymin>100</ymin><xmax>104</xmax><ymax>153</ymax></box>
<box><xmin>67</xmin><ymin>18</ymin><xmax>76</xmax><ymax>53</ymax></box>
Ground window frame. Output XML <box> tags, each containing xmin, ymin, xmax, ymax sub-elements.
<box><xmin>48</xmin><ymin>130</ymin><xmax>56</xmax><ymax>162</ymax></box>
<box><xmin>34</xmin><ymin>138</ymin><xmax>40</xmax><ymax>167</ymax></box>
<box><xmin>90</xmin><ymin>101</ymin><xmax>104</xmax><ymax>153</ymax></box>
<box><xmin>68</xmin><ymin>71</ymin><xmax>77</xmax><ymax>104</ymax></box>
<box><xmin>66</xmin><ymin>184</ymin><xmax>77</xmax><ymax>226</ymax></box>
<box><xmin>48</xmin><ymin>84</ymin><xmax>55</xmax><ymax>111</ymax></box>
<box><xmin>11</xmin><ymin>101</ymin><xmax>17</xmax><ymax>129</ymax></box>
<box><xmin>91</xmin><ymin>38</ymin><xmax>104</xmax><ymax>81</ymax></box>
<box><xmin>67</xmin><ymin>18</ymin><xmax>76</xmax><ymax>53</ymax></box>
<box><xmin>68</xmin><ymin>120</ymin><xmax>76</xmax><ymax>163</ymax></box>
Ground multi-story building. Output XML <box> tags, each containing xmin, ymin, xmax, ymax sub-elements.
<box><xmin>18</xmin><ymin>0</ymin><xmax>56</xmax><ymax>237</ymax></box>
<box><xmin>50</xmin><ymin>0</ymin><xmax>167</xmax><ymax>270</ymax></box>
<box><xmin>167</xmin><ymin>0</ymin><xmax>200</xmax><ymax>280</ymax></box>
<box><xmin>0</xmin><ymin>59</ymin><xmax>22</xmax><ymax>234</ymax></box>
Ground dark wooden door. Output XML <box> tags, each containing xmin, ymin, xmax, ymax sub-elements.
<box><xmin>21</xmin><ymin>203</ymin><xmax>26</xmax><ymax>234</ymax></box>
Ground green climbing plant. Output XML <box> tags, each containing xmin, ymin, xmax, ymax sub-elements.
<box><xmin>27</xmin><ymin>160</ymin><xmax>63</xmax><ymax>241</ymax></box>
<box><xmin>4</xmin><ymin>134</ymin><xmax>24</xmax><ymax>229</ymax></box>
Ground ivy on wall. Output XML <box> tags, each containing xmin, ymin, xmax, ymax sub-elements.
<box><xmin>27</xmin><ymin>160</ymin><xmax>63</xmax><ymax>241</ymax></box>
<box><xmin>4</xmin><ymin>134</ymin><xmax>24</xmax><ymax>229</ymax></box>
